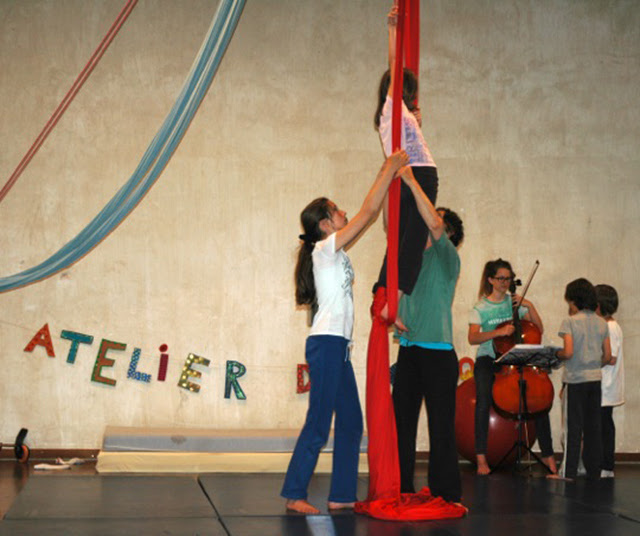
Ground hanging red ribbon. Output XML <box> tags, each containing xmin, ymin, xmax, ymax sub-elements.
<box><xmin>357</xmin><ymin>1</ymin><xmax>467</xmax><ymax>521</ymax></box>
<box><xmin>0</xmin><ymin>0</ymin><xmax>138</xmax><ymax>204</ymax></box>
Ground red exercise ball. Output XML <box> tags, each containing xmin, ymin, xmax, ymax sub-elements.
<box><xmin>455</xmin><ymin>377</ymin><xmax>536</xmax><ymax>467</ymax></box>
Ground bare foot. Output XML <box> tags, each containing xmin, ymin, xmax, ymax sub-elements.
<box><xmin>452</xmin><ymin>502</ymin><xmax>469</xmax><ymax>514</ymax></box>
<box><xmin>542</xmin><ymin>455</ymin><xmax>558</xmax><ymax>475</ymax></box>
<box><xmin>286</xmin><ymin>499</ymin><xmax>320</xmax><ymax>514</ymax></box>
<box><xmin>328</xmin><ymin>501</ymin><xmax>355</xmax><ymax>510</ymax></box>
<box><xmin>476</xmin><ymin>454</ymin><xmax>491</xmax><ymax>475</ymax></box>
<box><xmin>546</xmin><ymin>473</ymin><xmax>573</xmax><ymax>481</ymax></box>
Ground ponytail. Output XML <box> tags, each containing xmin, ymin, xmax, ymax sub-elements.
<box><xmin>295</xmin><ymin>241</ymin><xmax>316</xmax><ymax>306</ymax></box>
<box><xmin>294</xmin><ymin>198</ymin><xmax>331</xmax><ymax>306</ymax></box>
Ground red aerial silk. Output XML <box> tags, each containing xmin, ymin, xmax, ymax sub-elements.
<box><xmin>355</xmin><ymin>289</ymin><xmax>467</xmax><ymax>521</ymax></box>
<box><xmin>355</xmin><ymin>0</ymin><xmax>467</xmax><ymax>521</ymax></box>
<box><xmin>362</xmin><ymin>287</ymin><xmax>400</xmax><ymax>501</ymax></box>
<box><xmin>404</xmin><ymin>0</ymin><xmax>420</xmax><ymax>89</ymax></box>
<box><xmin>357</xmin><ymin>487</ymin><xmax>467</xmax><ymax>522</ymax></box>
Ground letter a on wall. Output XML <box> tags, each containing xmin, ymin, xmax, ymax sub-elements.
<box><xmin>24</xmin><ymin>323</ymin><xmax>56</xmax><ymax>357</ymax></box>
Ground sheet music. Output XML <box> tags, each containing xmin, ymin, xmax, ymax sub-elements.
<box><xmin>495</xmin><ymin>345</ymin><xmax>562</xmax><ymax>369</ymax></box>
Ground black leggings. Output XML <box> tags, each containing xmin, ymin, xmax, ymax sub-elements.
<box><xmin>374</xmin><ymin>166</ymin><xmax>438</xmax><ymax>295</ymax></box>
<box><xmin>474</xmin><ymin>355</ymin><xmax>500</xmax><ymax>455</ymax></box>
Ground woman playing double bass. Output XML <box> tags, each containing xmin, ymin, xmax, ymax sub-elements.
<box><xmin>467</xmin><ymin>259</ymin><xmax>556</xmax><ymax>475</ymax></box>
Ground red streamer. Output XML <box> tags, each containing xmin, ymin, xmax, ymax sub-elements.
<box><xmin>358</xmin><ymin>1</ymin><xmax>467</xmax><ymax>521</ymax></box>
<box><xmin>0</xmin><ymin>0</ymin><xmax>138</xmax><ymax>204</ymax></box>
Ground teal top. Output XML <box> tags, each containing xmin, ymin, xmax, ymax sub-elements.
<box><xmin>399</xmin><ymin>339</ymin><xmax>453</xmax><ymax>350</ymax></box>
<box><xmin>397</xmin><ymin>233</ymin><xmax>460</xmax><ymax>345</ymax></box>
<box><xmin>468</xmin><ymin>296</ymin><xmax>528</xmax><ymax>358</ymax></box>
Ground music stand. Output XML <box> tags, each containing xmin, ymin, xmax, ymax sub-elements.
<box><xmin>491</xmin><ymin>345</ymin><xmax>560</xmax><ymax>474</ymax></box>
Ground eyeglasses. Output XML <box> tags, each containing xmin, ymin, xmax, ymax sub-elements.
<box><xmin>491</xmin><ymin>276</ymin><xmax>513</xmax><ymax>282</ymax></box>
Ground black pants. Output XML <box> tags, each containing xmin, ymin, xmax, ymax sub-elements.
<box><xmin>473</xmin><ymin>355</ymin><xmax>499</xmax><ymax>455</ymax></box>
<box><xmin>601</xmin><ymin>405</ymin><xmax>615</xmax><ymax>471</ymax></box>
<box><xmin>562</xmin><ymin>381</ymin><xmax>602</xmax><ymax>479</ymax></box>
<box><xmin>392</xmin><ymin>345</ymin><xmax>461</xmax><ymax>502</ymax></box>
<box><xmin>375</xmin><ymin>166</ymin><xmax>438</xmax><ymax>295</ymax></box>
<box><xmin>474</xmin><ymin>356</ymin><xmax>554</xmax><ymax>458</ymax></box>
<box><xmin>534</xmin><ymin>411</ymin><xmax>554</xmax><ymax>458</ymax></box>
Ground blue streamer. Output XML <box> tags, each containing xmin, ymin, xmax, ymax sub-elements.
<box><xmin>0</xmin><ymin>0</ymin><xmax>245</xmax><ymax>293</ymax></box>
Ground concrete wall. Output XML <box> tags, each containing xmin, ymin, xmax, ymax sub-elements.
<box><xmin>0</xmin><ymin>0</ymin><xmax>638</xmax><ymax>454</ymax></box>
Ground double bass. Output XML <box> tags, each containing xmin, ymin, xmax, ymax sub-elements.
<box><xmin>491</xmin><ymin>261</ymin><xmax>554</xmax><ymax>415</ymax></box>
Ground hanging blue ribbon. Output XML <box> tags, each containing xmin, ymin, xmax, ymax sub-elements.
<box><xmin>0</xmin><ymin>0</ymin><xmax>246</xmax><ymax>293</ymax></box>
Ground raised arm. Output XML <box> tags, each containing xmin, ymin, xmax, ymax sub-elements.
<box><xmin>397</xmin><ymin>165</ymin><xmax>445</xmax><ymax>240</ymax></box>
<box><xmin>382</xmin><ymin>192</ymin><xmax>389</xmax><ymax>233</ymax></box>
<box><xmin>387</xmin><ymin>4</ymin><xmax>398</xmax><ymax>96</ymax></box>
<box><xmin>334</xmin><ymin>150</ymin><xmax>408</xmax><ymax>251</ymax></box>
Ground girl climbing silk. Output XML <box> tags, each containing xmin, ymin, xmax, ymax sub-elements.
<box><xmin>356</xmin><ymin>0</ymin><xmax>467</xmax><ymax>520</ymax></box>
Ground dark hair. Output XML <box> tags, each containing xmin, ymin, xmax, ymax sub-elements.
<box><xmin>478</xmin><ymin>258</ymin><xmax>514</xmax><ymax>299</ymax></box>
<box><xmin>595</xmin><ymin>284</ymin><xmax>619</xmax><ymax>317</ymax></box>
<box><xmin>374</xmin><ymin>68</ymin><xmax>419</xmax><ymax>129</ymax></box>
<box><xmin>564</xmin><ymin>278</ymin><xmax>598</xmax><ymax>311</ymax></box>
<box><xmin>294</xmin><ymin>197</ymin><xmax>332</xmax><ymax>306</ymax></box>
<box><xmin>437</xmin><ymin>207</ymin><xmax>464</xmax><ymax>247</ymax></box>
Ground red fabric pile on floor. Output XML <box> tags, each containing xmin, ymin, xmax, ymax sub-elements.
<box><xmin>357</xmin><ymin>487</ymin><xmax>466</xmax><ymax>521</ymax></box>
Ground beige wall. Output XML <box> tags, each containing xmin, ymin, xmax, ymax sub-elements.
<box><xmin>0</xmin><ymin>0</ymin><xmax>638</xmax><ymax>453</ymax></box>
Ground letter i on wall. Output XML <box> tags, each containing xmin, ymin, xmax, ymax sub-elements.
<box><xmin>158</xmin><ymin>344</ymin><xmax>169</xmax><ymax>381</ymax></box>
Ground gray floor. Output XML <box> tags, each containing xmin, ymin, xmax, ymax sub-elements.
<box><xmin>2</xmin><ymin>468</ymin><xmax>640</xmax><ymax>535</ymax></box>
